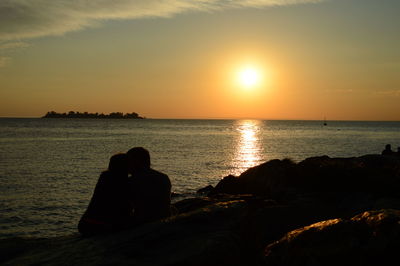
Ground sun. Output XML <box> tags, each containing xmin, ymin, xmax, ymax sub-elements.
<box><xmin>238</xmin><ymin>67</ymin><xmax>261</xmax><ymax>89</ymax></box>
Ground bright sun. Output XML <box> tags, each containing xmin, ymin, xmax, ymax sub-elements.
<box><xmin>238</xmin><ymin>67</ymin><xmax>261</xmax><ymax>89</ymax></box>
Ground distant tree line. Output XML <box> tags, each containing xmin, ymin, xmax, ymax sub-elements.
<box><xmin>42</xmin><ymin>111</ymin><xmax>145</xmax><ymax>119</ymax></box>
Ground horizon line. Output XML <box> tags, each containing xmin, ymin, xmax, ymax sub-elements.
<box><xmin>1</xmin><ymin>116</ymin><xmax>399</xmax><ymax>122</ymax></box>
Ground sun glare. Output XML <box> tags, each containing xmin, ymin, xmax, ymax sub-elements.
<box><xmin>238</xmin><ymin>67</ymin><xmax>261</xmax><ymax>89</ymax></box>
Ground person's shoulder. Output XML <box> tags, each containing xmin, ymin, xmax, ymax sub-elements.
<box><xmin>149</xmin><ymin>168</ymin><xmax>169</xmax><ymax>179</ymax></box>
<box><xmin>150</xmin><ymin>169</ymin><xmax>171</xmax><ymax>188</ymax></box>
<box><xmin>97</xmin><ymin>171</ymin><xmax>110</xmax><ymax>183</ymax></box>
<box><xmin>382</xmin><ymin>150</ymin><xmax>394</xmax><ymax>156</ymax></box>
<box><xmin>99</xmin><ymin>170</ymin><xmax>111</xmax><ymax>178</ymax></box>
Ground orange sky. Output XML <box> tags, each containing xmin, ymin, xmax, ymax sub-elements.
<box><xmin>0</xmin><ymin>0</ymin><xmax>399</xmax><ymax>120</ymax></box>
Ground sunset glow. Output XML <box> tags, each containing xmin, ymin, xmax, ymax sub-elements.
<box><xmin>238</xmin><ymin>67</ymin><xmax>261</xmax><ymax>89</ymax></box>
<box><xmin>0</xmin><ymin>1</ymin><xmax>399</xmax><ymax>120</ymax></box>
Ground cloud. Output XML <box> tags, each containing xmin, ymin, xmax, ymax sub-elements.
<box><xmin>375</xmin><ymin>89</ymin><xmax>400</xmax><ymax>97</ymax></box>
<box><xmin>0</xmin><ymin>41</ymin><xmax>30</xmax><ymax>50</ymax></box>
<box><xmin>0</xmin><ymin>56</ymin><xmax>11</xmax><ymax>67</ymax></box>
<box><xmin>0</xmin><ymin>0</ymin><xmax>323</xmax><ymax>41</ymax></box>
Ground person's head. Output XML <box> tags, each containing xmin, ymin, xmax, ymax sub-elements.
<box><xmin>385</xmin><ymin>144</ymin><xmax>392</xmax><ymax>150</ymax></box>
<box><xmin>127</xmin><ymin>147</ymin><xmax>150</xmax><ymax>173</ymax></box>
<box><xmin>108</xmin><ymin>153</ymin><xmax>129</xmax><ymax>175</ymax></box>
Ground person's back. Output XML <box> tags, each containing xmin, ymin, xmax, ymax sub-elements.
<box><xmin>78</xmin><ymin>153</ymin><xmax>132</xmax><ymax>236</ymax></box>
<box><xmin>129</xmin><ymin>168</ymin><xmax>171</xmax><ymax>224</ymax></box>
<box><xmin>127</xmin><ymin>147</ymin><xmax>171</xmax><ymax>225</ymax></box>
<box><xmin>83</xmin><ymin>171</ymin><xmax>132</xmax><ymax>225</ymax></box>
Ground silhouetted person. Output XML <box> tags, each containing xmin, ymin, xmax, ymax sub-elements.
<box><xmin>127</xmin><ymin>147</ymin><xmax>171</xmax><ymax>225</ymax></box>
<box><xmin>78</xmin><ymin>153</ymin><xmax>133</xmax><ymax>236</ymax></box>
<box><xmin>397</xmin><ymin>147</ymin><xmax>400</xmax><ymax>156</ymax></box>
<box><xmin>381</xmin><ymin>144</ymin><xmax>394</xmax><ymax>156</ymax></box>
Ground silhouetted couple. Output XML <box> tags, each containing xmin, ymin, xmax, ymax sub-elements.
<box><xmin>381</xmin><ymin>144</ymin><xmax>400</xmax><ymax>156</ymax></box>
<box><xmin>78</xmin><ymin>147</ymin><xmax>171</xmax><ymax>236</ymax></box>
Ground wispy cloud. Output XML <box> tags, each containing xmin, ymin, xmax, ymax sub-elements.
<box><xmin>0</xmin><ymin>41</ymin><xmax>30</xmax><ymax>50</ymax></box>
<box><xmin>375</xmin><ymin>89</ymin><xmax>400</xmax><ymax>97</ymax></box>
<box><xmin>0</xmin><ymin>0</ymin><xmax>323</xmax><ymax>41</ymax></box>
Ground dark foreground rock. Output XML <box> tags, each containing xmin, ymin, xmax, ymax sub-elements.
<box><xmin>0</xmin><ymin>198</ymin><xmax>291</xmax><ymax>266</ymax></box>
<box><xmin>1</xmin><ymin>154</ymin><xmax>399</xmax><ymax>265</ymax></box>
<box><xmin>264</xmin><ymin>209</ymin><xmax>400</xmax><ymax>266</ymax></box>
<box><xmin>196</xmin><ymin>185</ymin><xmax>214</xmax><ymax>194</ymax></box>
<box><xmin>209</xmin><ymin>154</ymin><xmax>400</xmax><ymax>217</ymax></box>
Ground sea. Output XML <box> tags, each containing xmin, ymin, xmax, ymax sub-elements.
<box><xmin>0</xmin><ymin>118</ymin><xmax>399</xmax><ymax>239</ymax></box>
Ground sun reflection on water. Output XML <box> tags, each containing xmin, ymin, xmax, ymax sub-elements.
<box><xmin>232</xmin><ymin>120</ymin><xmax>264</xmax><ymax>176</ymax></box>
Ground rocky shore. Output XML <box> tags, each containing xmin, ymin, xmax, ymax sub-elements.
<box><xmin>1</xmin><ymin>153</ymin><xmax>400</xmax><ymax>265</ymax></box>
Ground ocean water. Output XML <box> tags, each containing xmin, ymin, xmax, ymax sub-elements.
<box><xmin>0</xmin><ymin>118</ymin><xmax>399</xmax><ymax>239</ymax></box>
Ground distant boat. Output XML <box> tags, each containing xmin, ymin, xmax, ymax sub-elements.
<box><xmin>323</xmin><ymin>117</ymin><xmax>327</xmax><ymax>126</ymax></box>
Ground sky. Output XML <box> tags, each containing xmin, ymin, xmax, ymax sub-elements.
<box><xmin>0</xmin><ymin>0</ymin><xmax>399</xmax><ymax>120</ymax></box>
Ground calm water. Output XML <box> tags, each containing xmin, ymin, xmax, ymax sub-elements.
<box><xmin>0</xmin><ymin>118</ymin><xmax>399</xmax><ymax>239</ymax></box>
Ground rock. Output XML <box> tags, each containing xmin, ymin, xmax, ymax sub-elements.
<box><xmin>0</xmin><ymin>196</ymin><xmax>333</xmax><ymax>266</ymax></box>
<box><xmin>209</xmin><ymin>159</ymin><xmax>297</xmax><ymax>198</ymax></box>
<box><xmin>196</xmin><ymin>185</ymin><xmax>214</xmax><ymax>194</ymax></box>
<box><xmin>210</xmin><ymin>154</ymin><xmax>400</xmax><ymax>197</ymax></box>
<box><xmin>173</xmin><ymin>194</ymin><xmax>259</xmax><ymax>214</ymax></box>
<box><xmin>264</xmin><ymin>209</ymin><xmax>400</xmax><ymax>266</ymax></box>
<box><xmin>373</xmin><ymin>197</ymin><xmax>400</xmax><ymax>210</ymax></box>
<box><xmin>171</xmin><ymin>192</ymin><xmax>182</xmax><ymax>198</ymax></box>
<box><xmin>209</xmin><ymin>175</ymin><xmax>241</xmax><ymax>196</ymax></box>
<box><xmin>1</xmin><ymin>200</ymin><xmax>253</xmax><ymax>266</ymax></box>
<box><xmin>173</xmin><ymin>196</ymin><xmax>216</xmax><ymax>214</ymax></box>
<box><xmin>208</xmin><ymin>154</ymin><xmax>400</xmax><ymax>217</ymax></box>
<box><xmin>0</xmin><ymin>198</ymin><xmax>263</xmax><ymax>265</ymax></box>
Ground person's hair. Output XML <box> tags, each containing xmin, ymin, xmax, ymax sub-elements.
<box><xmin>108</xmin><ymin>153</ymin><xmax>128</xmax><ymax>173</ymax></box>
<box><xmin>385</xmin><ymin>144</ymin><xmax>391</xmax><ymax>150</ymax></box>
<box><xmin>127</xmin><ymin>147</ymin><xmax>151</xmax><ymax>169</ymax></box>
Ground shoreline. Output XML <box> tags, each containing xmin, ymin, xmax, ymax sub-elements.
<box><xmin>1</xmin><ymin>117</ymin><xmax>400</xmax><ymax>122</ymax></box>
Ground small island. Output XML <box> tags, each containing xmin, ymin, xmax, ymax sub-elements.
<box><xmin>42</xmin><ymin>111</ymin><xmax>145</xmax><ymax>119</ymax></box>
